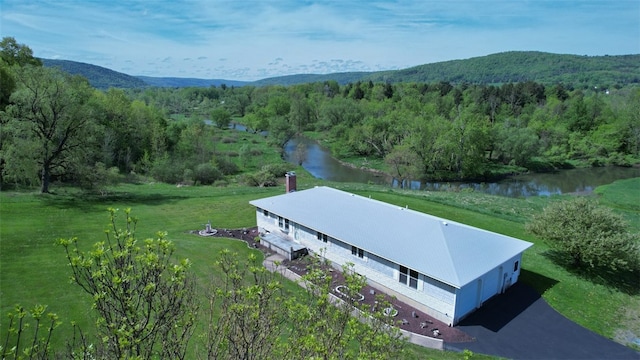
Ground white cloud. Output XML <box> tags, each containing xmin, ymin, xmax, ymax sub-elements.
<box><xmin>1</xmin><ymin>0</ymin><xmax>638</xmax><ymax>81</ymax></box>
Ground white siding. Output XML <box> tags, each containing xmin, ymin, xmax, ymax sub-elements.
<box><xmin>366</xmin><ymin>253</ymin><xmax>395</xmax><ymax>278</ymax></box>
<box><xmin>481</xmin><ymin>266</ymin><xmax>501</xmax><ymax>303</ymax></box>
<box><xmin>454</xmin><ymin>282</ymin><xmax>477</xmax><ymax>324</ymax></box>
<box><xmin>453</xmin><ymin>254</ymin><xmax>524</xmax><ymax>324</ymax></box>
<box><xmin>274</xmin><ymin>214</ymin><xmax>457</xmax><ymax>324</ymax></box>
<box><xmin>423</xmin><ymin>276</ymin><xmax>455</xmax><ymax>305</ymax></box>
<box><xmin>255</xmin><ymin>208</ymin><xmax>524</xmax><ymax>325</ymax></box>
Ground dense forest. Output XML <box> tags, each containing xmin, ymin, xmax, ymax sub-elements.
<box><xmin>364</xmin><ymin>52</ymin><xmax>640</xmax><ymax>88</ymax></box>
<box><xmin>2</xmin><ymin>37</ymin><xmax>639</xmax><ymax>193</ymax></box>
<box><xmin>130</xmin><ymin>77</ymin><xmax>640</xmax><ymax>183</ymax></box>
<box><xmin>42</xmin><ymin>52</ymin><xmax>640</xmax><ymax>90</ymax></box>
<box><xmin>41</xmin><ymin>59</ymin><xmax>148</xmax><ymax>89</ymax></box>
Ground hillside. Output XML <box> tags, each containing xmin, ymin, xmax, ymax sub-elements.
<box><xmin>42</xmin><ymin>51</ymin><xmax>640</xmax><ymax>89</ymax></box>
<box><xmin>250</xmin><ymin>71</ymin><xmax>371</xmax><ymax>86</ymax></box>
<box><xmin>136</xmin><ymin>76</ymin><xmax>248</xmax><ymax>88</ymax></box>
<box><xmin>256</xmin><ymin>52</ymin><xmax>639</xmax><ymax>88</ymax></box>
<box><xmin>363</xmin><ymin>52</ymin><xmax>640</xmax><ymax>88</ymax></box>
<box><xmin>41</xmin><ymin>59</ymin><xmax>147</xmax><ymax>89</ymax></box>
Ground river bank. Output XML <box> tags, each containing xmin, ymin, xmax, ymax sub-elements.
<box><xmin>285</xmin><ymin>135</ymin><xmax>640</xmax><ymax>197</ymax></box>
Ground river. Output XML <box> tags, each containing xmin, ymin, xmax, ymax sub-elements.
<box><xmin>283</xmin><ymin>136</ymin><xmax>640</xmax><ymax>198</ymax></box>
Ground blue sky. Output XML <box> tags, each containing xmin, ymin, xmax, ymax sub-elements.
<box><xmin>1</xmin><ymin>0</ymin><xmax>638</xmax><ymax>81</ymax></box>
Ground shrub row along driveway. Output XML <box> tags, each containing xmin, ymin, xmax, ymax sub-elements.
<box><xmin>451</xmin><ymin>283</ymin><xmax>639</xmax><ymax>359</ymax></box>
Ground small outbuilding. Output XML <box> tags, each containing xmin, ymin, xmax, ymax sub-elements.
<box><xmin>250</xmin><ymin>186</ymin><xmax>533</xmax><ymax>325</ymax></box>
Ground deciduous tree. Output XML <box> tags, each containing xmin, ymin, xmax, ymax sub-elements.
<box><xmin>293</xmin><ymin>142</ymin><xmax>307</xmax><ymax>165</ymax></box>
<box><xmin>57</xmin><ymin>208</ymin><xmax>197</xmax><ymax>359</ymax></box>
<box><xmin>268</xmin><ymin>116</ymin><xmax>295</xmax><ymax>154</ymax></box>
<box><xmin>202</xmin><ymin>249</ymin><xmax>286</xmax><ymax>360</ymax></box>
<box><xmin>0</xmin><ymin>304</ymin><xmax>60</xmax><ymax>359</ymax></box>
<box><xmin>0</xmin><ymin>38</ymin><xmax>43</xmax><ymax>187</ymax></box>
<box><xmin>385</xmin><ymin>144</ymin><xmax>420</xmax><ymax>188</ymax></box>
<box><xmin>210</xmin><ymin>107</ymin><xmax>231</xmax><ymax>129</ymax></box>
<box><xmin>0</xmin><ymin>37</ymin><xmax>42</xmax><ymax>67</ymax></box>
<box><xmin>526</xmin><ymin>197</ymin><xmax>640</xmax><ymax>271</ymax></box>
<box><xmin>285</xmin><ymin>255</ymin><xmax>405</xmax><ymax>359</ymax></box>
<box><xmin>4</xmin><ymin>66</ymin><xmax>95</xmax><ymax>192</ymax></box>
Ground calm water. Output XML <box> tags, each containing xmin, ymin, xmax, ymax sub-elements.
<box><xmin>284</xmin><ymin>136</ymin><xmax>387</xmax><ymax>184</ymax></box>
<box><xmin>283</xmin><ymin>136</ymin><xmax>640</xmax><ymax>198</ymax></box>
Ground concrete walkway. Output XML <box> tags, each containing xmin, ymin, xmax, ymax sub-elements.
<box><xmin>451</xmin><ymin>283</ymin><xmax>639</xmax><ymax>360</ymax></box>
<box><xmin>263</xmin><ymin>253</ymin><xmax>287</xmax><ymax>273</ymax></box>
<box><xmin>262</xmin><ymin>253</ymin><xmax>445</xmax><ymax>350</ymax></box>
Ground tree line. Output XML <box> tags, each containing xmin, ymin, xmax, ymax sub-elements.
<box><xmin>129</xmin><ymin>70</ymin><xmax>640</xmax><ymax>185</ymax></box>
<box><xmin>2</xmin><ymin>37</ymin><xmax>639</xmax><ymax>194</ymax></box>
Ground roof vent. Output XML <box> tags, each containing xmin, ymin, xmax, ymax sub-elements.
<box><xmin>442</xmin><ymin>221</ymin><xmax>448</xmax><ymax>226</ymax></box>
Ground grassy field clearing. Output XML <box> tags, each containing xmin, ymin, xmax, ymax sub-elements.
<box><xmin>1</xmin><ymin>176</ymin><xmax>638</xmax><ymax>357</ymax></box>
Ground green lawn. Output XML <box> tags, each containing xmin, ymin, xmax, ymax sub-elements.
<box><xmin>348</xmin><ymin>179</ymin><xmax>640</xmax><ymax>347</ymax></box>
<box><xmin>1</xmin><ymin>177</ymin><xmax>638</xmax><ymax>357</ymax></box>
<box><xmin>595</xmin><ymin>177</ymin><xmax>640</xmax><ymax>232</ymax></box>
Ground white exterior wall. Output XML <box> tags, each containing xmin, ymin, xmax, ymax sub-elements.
<box><xmin>255</xmin><ymin>208</ymin><xmax>525</xmax><ymax>325</ymax></box>
<box><xmin>422</xmin><ymin>276</ymin><xmax>456</xmax><ymax>305</ymax></box>
<box><xmin>256</xmin><ymin>209</ymin><xmax>457</xmax><ymax>323</ymax></box>
<box><xmin>366</xmin><ymin>252</ymin><xmax>395</xmax><ymax>278</ymax></box>
<box><xmin>256</xmin><ymin>209</ymin><xmax>280</xmax><ymax>236</ymax></box>
<box><xmin>453</xmin><ymin>253</ymin><xmax>523</xmax><ymax>324</ymax></box>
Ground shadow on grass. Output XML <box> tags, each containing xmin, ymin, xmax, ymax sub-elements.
<box><xmin>519</xmin><ymin>268</ymin><xmax>560</xmax><ymax>295</ymax></box>
<box><xmin>40</xmin><ymin>189</ymin><xmax>190</xmax><ymax>212</ymax></box>
<box><xmin>543</xmin><ymin>249</ymin><xmax>640</xmax><ymax>295</ymax></box>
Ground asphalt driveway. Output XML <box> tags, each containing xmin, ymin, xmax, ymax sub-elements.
<box><xmin>450</xmin><ymin>282</ymin><xmax>639</xmax><ymax>360</ymax></box>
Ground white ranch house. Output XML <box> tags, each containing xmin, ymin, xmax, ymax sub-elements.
<box><xmin>249</xmin><ymin>185</ymin><xmax>533</xmax><ymax>325</ymax></box>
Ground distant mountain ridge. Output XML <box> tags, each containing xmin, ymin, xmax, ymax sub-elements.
<box><xmin>136</xmin><ymin>76</ymin><xmax>248</xmax><ymax>88</ymax></box>
<box><xmin>258</xmin><ymin>52</ymin><xmax>640</xmax><ymax>87</ymax></box>
<box><xmin>364</xmin><ymin>51</ymin><xmax>640</xmax><ymax>86</ymax></box>
<box><xmin>42</xmin><ymin>51</ymin><xmax>640</xmax><ymax>90</ymax></box>
<box><xmin>41</xmin><ymin>59</ymin><xmax>147</xmax><ymax>89</ymax></box>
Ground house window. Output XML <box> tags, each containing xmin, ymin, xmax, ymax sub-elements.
<box><xmin>514</xmin><ymin>261</ymin><xmax>519</xmax><ymax>272</ymax></box>
<box><xmin>351</xmin><ymin>246</ymin><xmax>364</xmax><ymax>258</ymax></box>
<box><xmin>278</xmin><ymin>217</ymin><xmax>289</xmax><ymax>232</ymax></box>
<box><xmin>317</xmin><ymin>232</ymin><xmax>328</xmax><ymax>243</ymax></box>
<box><xmin>263</xmin><ymin>209</ymin><xmax>268</xmax><ymax>216</ymax></box>
<box><xmin>399</xmin><ymin>265</ymin><xmax>419</xmax><ymax>289</ymax></box>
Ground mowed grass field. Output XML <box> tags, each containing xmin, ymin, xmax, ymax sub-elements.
<box><xmin>1</xmin><ymin>176</ymin><xmax>638</xmax><ymax>357</ymax></box>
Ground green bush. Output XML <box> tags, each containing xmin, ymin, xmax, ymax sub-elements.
<box><xmin>261</xmin><ymin>163</ymin><xmax>291</xmax><ymax>178</ymax></box>
<box><xmin>193</xmin><ymin>163</ymin><xmax>222</xmax><ymax>185</ymax></box>
<box><xmin>241</xmin><ymin>169</ymin><xmax>277</xmax><ymax>187</ymax></box>
<box><xmin>213</xmin><ymin>179</ymin><xmax>228</xmax><ymax>187</ymax></box>
<box><xmin>151</xmin><ymin>156</ymin><xmax>186</xmax><ymax>184</ymax></box>
<box><xmin>183</xmin><ymin>168</ymin><xmax>194</xmax><ymax>184</ymax></box>
<box><xmin>215</xmin><ymin>157</ymin><xmax>240</xmax><ymax>175</ymax></box>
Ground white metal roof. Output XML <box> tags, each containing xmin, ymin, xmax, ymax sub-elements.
<box><xmin>250</xmin><ymin>186</ymin><xmax>532</xmax><ymax>288</ymax></box>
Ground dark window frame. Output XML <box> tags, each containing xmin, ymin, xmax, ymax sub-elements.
<box><xmin>399</xmin><ymin>265</ymin><xmax>419</xmax><ymax>289</ymax></box>
<box><xmin>351</xmin><ymin>245</ymin><xmax>364</xmax><ymax>258</ymax></box>
<box><xmin>317</xmin><ymin>232</ymin><xmax>328</xmax><ymax>243</ymax></box>
<box><xmin>278</xmin><ymin>216</ymin><xmax>290</xmax><ymax>232</ymax></box>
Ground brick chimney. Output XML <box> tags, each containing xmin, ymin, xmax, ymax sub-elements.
<box><xmin>285</xmin><ymin>171</ymin><xmax>296</xmax><ymax>193</ymax></box>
